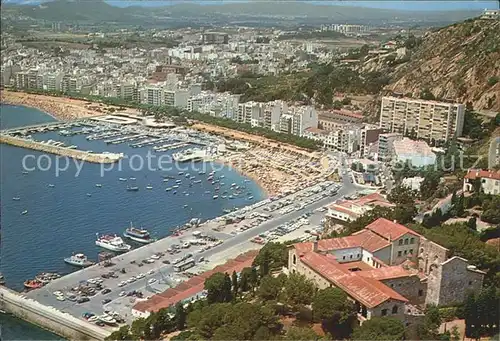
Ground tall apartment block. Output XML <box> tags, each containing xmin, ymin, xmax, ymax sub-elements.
<box><xmin>379</xmin><ymin>96</ymin><xmax>465</xmax><ymax>142</ymax></box>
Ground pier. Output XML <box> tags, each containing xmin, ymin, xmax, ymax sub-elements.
<box><xmin>0</xmin><ymin>286</ymin><xmax>111</xmax><ymax>340</ymax></box>
<box><xmin>0</xmin><ymin>134</ymin><xmax>123</xmax><ymax>164</ymax></box>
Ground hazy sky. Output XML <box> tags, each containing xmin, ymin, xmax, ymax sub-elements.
<box><xmin>5</xmin><ymin>0</ymin><xmax>500</xmax><ymax>11</ymax></box>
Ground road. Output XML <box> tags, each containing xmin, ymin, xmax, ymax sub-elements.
<box><xmin>26</xmin><ymin>171</ymin><xmax>360</xmax><ymax>325</ymax></box>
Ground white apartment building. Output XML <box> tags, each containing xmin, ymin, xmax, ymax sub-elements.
<box><xmin>379</xmin><ymin>96</ymin><xmax>465</xmax><ymax>142</ymax></box>
<box><xmin>165</xmin><ymin>89</ymin><xmax>189</xmax><ymax>108</ymax></box>
<box><xmin>16</xmin><ymin>69</ymin><xmax>43</xmax><ymax>90</ymax></box>
<box><xmin>463</xmin><ymin>169</ymin><xmax>500</xmax><ymax>195</ymax></box>
<box><xmin>61</xmin><ymin>75</ymin><xmax>78</xmax><ymax>93</ymax></box>
<box><xmin>303</xmin><ymin>124</ymin><xmax>360</xmax><ymax>154</ymax></box>
<box><xmin>289</xmin><ymin>106</ymin><xmax>318</xmax><ymax>137</ymax></box>
<box><xmin>140</xmin><ymin>86</ymin><xmax>164</xmax><ymax>106</ymax></box>
<box><xmin>44</xmin><ymin>72</ymin><xmax>64</xmax><ymax>92</ymax></box>
<box><xmin>393</xmin><ymin>138</ymin><xmax>436</xmax><ymax>167</ymax></box>
<box><xmin>264</xmin><ymin>100</ymin><xmax>287</xmax><ymax>131</ymax></box>
<box><xmin>237</xmin><ymin>101</ymin><xmax>262</xmax><ymax>125</ymax></box>
<box><xmin>378</xmin><ymin>132</ymin><xmax>403</xmax><ymax>161</ymax></box>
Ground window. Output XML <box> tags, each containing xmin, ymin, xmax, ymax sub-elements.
<box><xmin>398</xmin><ymin>251</ymin><xmax>402</xmax><ymax>257</ymax></box>
<box><xmin>409</xmin><ymin>249</ymin><xmax>413</xmax><ymax>254</ymax></box>
<box><xmin>418</xmin><ymin>289</ymin><xmax>423</xmax><ymax>297</ymax></box>
<box><xmin>343</xmin><ymin>256</ymin><xmax>346</xmax><ymax>260</ymax></box>
<box><xmin>399</xmin><ymin>239</ymin><xmax>403</xmax><ymax>245</ymax></box>
<box><xmin>404</xmin><ymin>238</ymin><xmax>409</xmax><ymax>245</ymax></box>
<box><xmin>410</xmin><ymin>238</ymin><xmax>415</xmax><ymax>244</ymax></box>
<box><xmin>392</xmin><ymin>305</ymin><xmax>399</xmax><ymax>314</ymax></box>
<box><xmin>357</xmin><ymin>253</ymin><xmax>360</xmax><ymax>258</ymax></box>
<box><xmin>404</xmin><ymin>250</ymin><xmax>408</xmax><ymax>255</ymax></box>
<box><xmin>381</xmin><ymin>309</ymin><xmax>388</xmax><ymax>316</ymax></box>
<box><xmin>468</xmin><ymin>281</ymin><xmax>472</xmax><ymax>285</ymax></box>
<box><xmin>350</xmin><ymin>255</ymin><xmax>353</xmax><ymax>259</ymax></box>
<box><xmin>293</xmin><ymin>254</ymin><xmax>296</xmax><ymax>265</ymax></box>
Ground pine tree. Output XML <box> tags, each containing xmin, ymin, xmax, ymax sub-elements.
<box><xmin>231</xmin><ymin>271</ymin><xmax>238</xmax><ymax>297</ymax></box>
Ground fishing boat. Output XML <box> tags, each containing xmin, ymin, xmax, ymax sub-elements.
<box><xmin>95</xmin><ymin>234</ymin><xmax>131</xmax><ymax>252</ymax></box>
<box><xmin>119</xmin><ymin>178</ymin><xmax>127</xmax><ymax>181</ymax></box>
<box><xmin>21</xmin><ymin>210</ymin><xmax>28</xmax><ymax>215</ymax></box>
<box><xmin>127</xmin><ymin>186</ymin><xmax>139</xmax><ymax>191</ymax></box>
<box><xmin>12</xmin><ymin>197</ymin><xmax>20</xmax><ymax>201</ymax></box>
<box><xmin>123</xmin><ymin>223</ymin><xmax>154</xmax><ymax>244</ymax></box>
<box><xmin>95</xmin><ymin>184</ymin><xmax>102</xmax><ymax>188</ymax></box>
<box><xmin>146</xmin><ymin>185</ymin><xmax>153</xmax><ymax>190</ymax></box>
<box><xmin>24</xmin><ymin>280</ymin><xmax>44</xmax><ymax>290</ymax></box>
<box><xmin>64</xmin><ymin>253</ymin><xmax>94</xmax><ymax>267</ymax></box>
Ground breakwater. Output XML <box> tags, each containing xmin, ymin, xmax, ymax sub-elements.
<box><xmin>0</xmin><ymin>134</ymin><xmax>122</xmax><ymax>164</ymax></box>
<box><xmin>0</xmin><ymin>287</ymin><xmax>111</xmax><ymax>340</ymax></box>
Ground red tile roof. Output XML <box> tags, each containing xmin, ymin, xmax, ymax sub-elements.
<box><xmin>300</xmin><ymin>252</ymin><xmax>408</xmax><ymax>308</ymax></box>
<box><xmin>465</xmin><ymin>169</ymin><xmax>500</xmax><ymax>181</ymax></box>
<box><xmin>294</xmin><ymin>229</ymin><xmax>390</xmax><ymax>255</ymax></box>
<box><xmin>133</xmin><ymin>250</ymin><xmax>258</xmax><ymax>313</ymax></box>
<box><xmin>364</xmin><ymin>218</ymin><xmax>420</xmax><ymax>240</ymax></box>
<box><xmin>357</xmin><ymin>266</ymin><xmax>413</xmax><ymax>281</ymax></box>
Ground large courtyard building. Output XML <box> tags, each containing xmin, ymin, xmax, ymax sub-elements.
<box><xmin>288</xmin><ymin>218</ymin><xmax>484</xmax><ymax>323</ymax></box>
<box><xmin>379</xmin><ymin>96</ymin><xmax>465</xmax><ymax>142</ymax></box>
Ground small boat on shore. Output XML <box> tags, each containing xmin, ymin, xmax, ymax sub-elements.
<box><xmin>21</xmin><ymin>210</ymin><xmax>28</xmax><ymax>215</ymax></box>
<box><xmin>12</xmin><ymin>197</ymin><xmax>20</xmax><ymax>201</ymax></box>
<box><xmin>35</xmin><ymin>272</ymin><xmax>60</xmax><ymax>284</ymax></box>
<box><xmin>64</xmin><ymin>253</ymin><xmax>94</xmax><ymax>267</ymax></box>
<box><xmin>127</xmin><ymin>186</ymin><xmax>139</xmax><ymax>191</ymax></box>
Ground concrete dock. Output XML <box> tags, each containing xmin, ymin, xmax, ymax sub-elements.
<box><xmin>0</xmin><ymin>134</ymin><xmax>123</xmax><ymax>163</ymax></box>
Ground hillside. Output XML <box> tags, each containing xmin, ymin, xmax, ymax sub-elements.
<box><xmin>386</xmin><ymin>18</ymin><xmax>500</xmax><ymax>112</ymax></box>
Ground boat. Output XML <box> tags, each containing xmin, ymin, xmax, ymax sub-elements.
<box><xmin>183</xmin><ymin>204</ymin><xmax>189</xmax><ymax>208</ymax></box>
<box><xmin>248</xmin><ymin>196</ymin><xmax>254</xmax><ymax>200</ymax></box>
<box><xmin>146</xmin><ymin>185</ymin><xmax>153</xmax><ymax>190</ymax></box>
<box><xmin>173</xmin><ymin>148</ymin><xmax>207</xmax><ymax>162</ymax></box>
<box><xmin>0</xmin><ymin>273</ymin><xmax>5</xmax><ymax>285</ymax></box>
<box><xmin>12</xmin><ymin>197</ymin><xmax>20</xmax><ymax>201</ymax></box>
<box><xmin>127</xmin><ymin>186</ymin><xmax>139</xmax><ymax>191</ymax></box>
<box><xmin>98</xmin><ymin>315</ymin><xmax>117</xmax><ymax>325</ymax></box>
<box><xmin>35</xmin><ymin>272</ymin><xmax>60</xmax><ymax>284</ymax></box>
<box><xmin>229</xmin><ymin>195</ymin><xmax>234</xmax><ymax>199</ymax></box>
<box><xmin>213</xmin><ymin>195</ymin><xmax>219</xmax><ymax>199</ymax></box>
<box><xmin>95</xmin><ymin>234</ymin><xmax>132</xmax><ymax>252</ymax></box>
<box><xmin>95</xmin><ymin>184</ymin><xmax>102</xmax><ymax>188</ymax></box>
<box><xmin>119</xmin><ymin>178</ymin><xmax>127</xmax><ymax>181</ymax></box>
<box><xmin>87</xmin><ymin>193</ymin><xmax>92</xmax><ymax>197</ymax></box>
<box><xmin>220</xmin><ymin>175</ymin><xmax>225</xmax><ymax>178</ymax></box>
<box><xmin>199</xmin><ymin>171</ymin><xmax>206</xmax><ymax>175</ymax></box>
<box><xmin>123</xmin><ymin>223</ymin><xmax>154</xmax><ymax>244</ymax></box>
<box><xmin>173</xmin><ymin>185</ymin><xmax>179</xmax><ymax>189</ymax></box>
<box><xmin>173</xmin><ymin>190</ymin><xmax>177</xmax><ymax>194</ymax></box>
<box><xmin>129</xmin><ymin>177</ymin><xmax>136</xmax><ymax>180</ymax></box>
<box><xmin>24</xmin><ymin>280</ymin><xmax>44</xmax><ymax>290</ymax></box>
<box><xmin>48</xmin><ymin>184</ymin><xmax>55</xmax><ymax>188</ymax></box>
<box><xmin>193</xmin><ymin>180</ymin><xmax>202</xmax><ymax>184</ymax></box>
<box><xmin>178</xmin><ymin>171</ymin><xmax>184</xmax><ymax>175</ymax></box>
<box><xmin>64</xmin><ymin>253</ymin><xmax>94</xmax><ymax>267</ymax></box>
<box><xmin>176</xmin><ymin>179</ymin><xmax>182</xmax><ymax>183</ymax></box>
<box><xmin>163</xmin><ymin>179</ymin><xmax>169</xmax><ymax>182</ymax></box>
<box><xmin>21</xmin><ymin>210</ymin><xmax>28</xmax><ymax>215</ymax></box>
<box><xmin>185</xmin><ymin>173</ymin><xmax>190</xmax><ymax>178</ymax></box>
<box><xmin>22</xmin><ymin>171</ymin><xmax>29</xmax><ymax>175</ymax></box>
<box><xmin>165</xmin><ymin>187</ymin><xmax>172</xmax><ymax>191</ymax></box>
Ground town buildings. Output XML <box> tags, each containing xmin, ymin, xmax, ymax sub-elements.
<box><xmin>378</xmin><ymin>132</ymin><xmax>402</xmax><ymax>161</ymax></box>
<box><xmin>463</xmin><ymin>169</ymin><xmax>500</xmax><ymax>195</ymax></box>
<box><xmin>392</xmin><ymin>138</ymin><xmax>436</xmax><ymax>167</ymax></box>
<box><xmin>379</xmin><ymin>96</ymin><xmax>465</xmax><ymax>143</ymax></box>
<box><xmin>326</xmin><ymin>193</ymin><xmax>394</xmax><ymax>222</ymax></box>
<box><xmin>288</xmin><ymin>218</ymin><xmax>485</xmax><ymax>323</ymax></box>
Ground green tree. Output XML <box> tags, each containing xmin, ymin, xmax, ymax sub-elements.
<box><xmin>205</xmin><ymin>272</ymin><xmax>232</xmax><ymax>304</ymax></box>
<box><xmin>175</xmin><ymin>302</ymin><xmax>187</xmax><ymax>331</ymax></box>
<box><xmin>388</xmin><ymin>185</ymin><xmax>418</xmax><ymax>205</ymax></box>
<box><xmin>284</xmin><ymin>326</ymin><xmax>318</xmax><ymax>340</ymax></box>
<box><xmin>231</xmin><ymin>270</ymin><xmax>239</xmax><ymax>297</ymax></box>
<box><xmin>352</xmin><ymin>317</ymin><xmax>405</xmax><ymax>340</ymax></box>
<box><xmin>106</xmin><ymin>325</ymin><xmax>133</xmax><ymax>341</ymax></box>
<box><xmin>253</xmin><ymin>242</ymin><xmax>288</xmax><ymax>276</ymax></box>
<box><xmin>420</xmin><ymin>170</ymin><xmax>442</xmax><ymax>200</ymax></box>
<box><xmin>283</xmin><ymin>273</ymin><xmax>316</xmax><ymax>307</ymax></box>
<box><xmin>257</xmin><ymin>275</ymin><xmax>282</xmax><ymax>301</ymax></box>
<box><xmin>239</xmin><ymin>267</ymin><xmax>251</xmax><ymax>292</ymax></box>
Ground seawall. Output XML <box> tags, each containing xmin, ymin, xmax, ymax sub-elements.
<box><xmin>0</xmin><ymin>287</ymin><xmax>111</xmax><ymax>340</ymax></box>
<box><xmin>0</xmin><ymin>134</ymin><xmax>122</xmax><ymax>164</ymax></box>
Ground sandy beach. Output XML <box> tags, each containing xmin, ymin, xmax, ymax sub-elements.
<box><xmin>0</xmin><ymin>90</ymin><xmax>136</xmax><ymax>121</ymax></box>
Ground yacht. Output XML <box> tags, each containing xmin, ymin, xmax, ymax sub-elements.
<box><xmin>173</xmin><ymin>148</ymin><xmax>207</xmax><ymax>162</ymax></box>
<box><xmin>95</xmin><ymin>234</ymin><xmax>131</xmax><ymax>252</ymax></box>
<box><xmin>64</xmin><ymin>253</ymin><xmax>94</xmax><ymax>267</ymax></box>
<box><xmin>123</xmin><ymin>223</ymin><xmax>154</xmax><ymax>244</ymax></box>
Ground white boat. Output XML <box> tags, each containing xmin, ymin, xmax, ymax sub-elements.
<box><xmin>129</xmin><ymin>177</ymin><xmax>136</xmax><ymax>180</ymax></box>
<box><xmin>98</xmin><ymin>315</ymin><xmax>117</xmax><ymax>325</ymax></box>
<box><xmin>146</xmin><ymin>185</ymin><xmax>153</xmax><ymax>190</ymax></box>
<box><xmin>213</xmin><ymin>195</ymin><xmax>219</xmax><ymax>199</ymax></box>
<box><xmin>173</xmin><ymin>148</ymin><xmax>207</xmax><ymax>162</ymax></box>
<box><xmin>21</xmin><ymin>210</ymin><xmax>28</xmax><ymax>215</ymax></box>
<box><xmin>64</xmin><ymin>253</ymin><xmax>94</xmax><ymax>267</ymax></box>
<box><xmin>48</xmin><ymin>184</ymin><xmax>55</xmax><ymax>188</ymax></box>
<box><xmin>119</xmin><ymin>178</ymin><xmax>127</xmax><ymax>181</ymax></box>
<box><xmin>12</xmin><ymin>197</ymin><xmax>20</xmax><ymax>201</ymax></box>
<box><xmin>123</xmin><ymin>223</ymin><xmax>154</xmax><ymax>244</ymax></box>
<box><xmin>95</xmin><ymin>184</ymin><xmax>102</xmax><ymax>188</ymax></box>
<box><xmin>95</xmin><ymin>234</ymin><xmax>131</xmax><ymax>252</ymax></box>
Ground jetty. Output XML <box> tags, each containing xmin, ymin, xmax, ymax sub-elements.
<box><xmin>0</xmin><ymin>134</ymin><xmax>123</xmax><ymax>164</ymax></box>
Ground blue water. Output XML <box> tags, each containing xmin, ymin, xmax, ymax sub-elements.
<box><xmin>0</xmin><ymin>313</ymin><xmax>65</xmax><ymax>341</ymax></box>
<box><xmin>0</xmin><ymin>104</ymin><xmax>265</xmax><ymax>291</ymax></box>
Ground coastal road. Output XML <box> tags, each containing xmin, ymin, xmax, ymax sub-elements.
<box><xmin>26</xmin><ymin>177</ymin><xmax>361</xmax><ymax>324</ymax></box>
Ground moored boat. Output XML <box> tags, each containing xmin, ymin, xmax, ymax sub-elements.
<box><xmin>123</xmin><ymin>223</ymin><xmax>154</xmax><ymax>244</ymax></box>
<box><xmin>64</xmin><ymin>253</ymin><xmax>94</xmax><ymax>267</ymax></box>
<box><xmin>95</xmin><ymin>234</ymin><xmax>131</xmax><ymax>252</ymax></box>
<box><xmin>127</xmin><ymin>186</ymin><xmax>139</xmax><ymax>191</ymax></box>
<box><xmin>24</xmin><ymin>279</ymin><xmax>44</xmax><ymax>290</ymax></box>
<box><xmin>12</xmin><ymin>197</ymin><xmax>20</xmax><ymax>201</ymax></box>
<box><xmin>21</xmin><ymin>210</ymin><xmax>28</xmax><ymax>215</ymax></box>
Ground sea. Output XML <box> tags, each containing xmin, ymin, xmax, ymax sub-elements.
<box><xmin>0</xmin><ymin>104</ymin><xmax>266</xmax><ymax>339</ymax></box>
